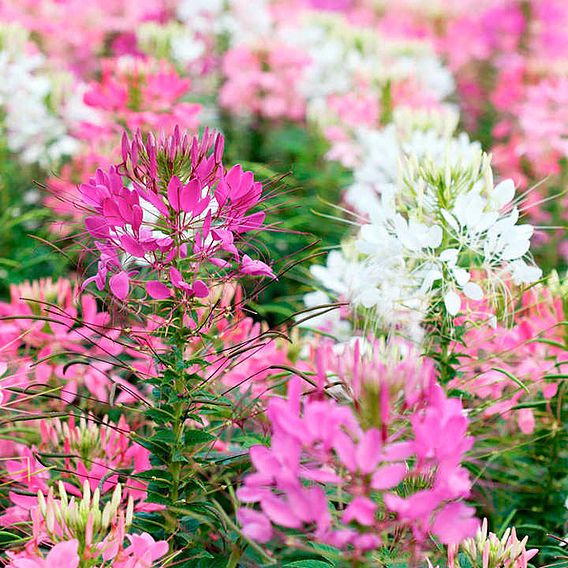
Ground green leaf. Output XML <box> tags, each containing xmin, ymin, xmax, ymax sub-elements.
<box><xmin>146</xmin><ymin>482</ymin><xmax>172</xmax><ymax>506</ymax></box>
<box><xmin>145</xmin><ymin>407</ymin><xmax>174</xmax><ymax>424</ymax></box>
<box><xmin>511</xmin><ymin>400</ymin><xmax>548</xmax><ymax>410</ymax></box>
<box><xmin>132</xmin><ymin>512</ymin><xmax>168</xmax><ymax>536</ymax></box>
<box><xmin>490</xmin><ymin>367</ymin><xmax>530</xmax><ymax>393</ymax></box>
<box><xmin>0</xmin><ymin>530</ymin><xmax>27</xmax><ymax>546</ymax></box>
<box><xmin>184</xmin><ymin>429</ymin><xmax>215</xmax><ymax>446</ymax></box>
<box><xmin>180</xmin><ymin>516</ymin><xmax>201</xmax><ymax>534</ymax></box>
<box><xmin>151</xmin><ymin>430</ymin><xmax>177</xmax><ymax>444</ymax></box>
<box><xmin>308</xmin><ymin>543</ymin><xmax>342</xmax><ymax>562</ymax></box>
<box><xmin>528</xmin><ymin>338</ymin><xmax>566</xmax><ymax>350</ymax></box>
<box><xmin>172</xmin><ymin>450</ymin><xmax>189</xmax><ymax>463</ymax></box>
<box><xmin>543</xmin><ymin>374</ymin><xmax>568</xmax><ymax>380</ymax></box>
<box><xmin>197</xmin><ymin>557</ymin><xmax>227</xmax><ymax>568</ymax></box>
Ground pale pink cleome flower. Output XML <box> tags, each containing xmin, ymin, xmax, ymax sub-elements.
<box><xmin>237</xmin><ymin>364</ymin><xmax>477</xmax><ymax>556</ymax></box>
<box><xmin>4</xmin><ymin>482</ymin><xmax>168</xmax><ymax>568</ymax></box>
<box><xmin>221</xmin><ymin>43</ymin><xmax>309</xmax><ymax>121</ymax></box>
<box><xmin>7</xmin><ymin>539</ymin><xmax>80</xmax><ymax>568</ymax></box>
<box><xmin>0</xmin><ymin>278</ymin><xmax>149</xmax><ymax>405</ymax></box>
<box><xmin>452</xmin><ymin>286</ymin><xmax>568</xmax><ymax>433</ymax></box>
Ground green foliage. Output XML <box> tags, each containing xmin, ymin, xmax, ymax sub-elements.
<box><xmin>471</xmin><ymin>386</ymin><xmax>568</xmax><ymax>565</ymax></box>
<box><xmin>223</xmin><ymin>118</ymin><xmax>351</xmax><ymax>324</ymax></box>
<box><xmin>0</xmin><ymin>142</ymin><xmax>73</xmax><ymax>298</ymax></box>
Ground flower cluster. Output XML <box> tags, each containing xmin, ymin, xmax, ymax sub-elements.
<box><xmin>0</xmin><ymin>1</ymin><xmax>561</xmax><ymax>567</ymax></box>
<box><xmin>313</xmin><ymin>142</ymin><xmax>542</xmax><ymax>333</ymax></box>
<box><xmin>238</xmin><ymin>350</ymin><xmax>477</xmax><ymax>558</ymax></box>
<box><xmin>5</xmin><ymin>482</ymin><xmax>168</xmax><ymax>568</ymax></box>
<box><xmin>0</xmin><ymin>278</ymin><xmax>151</xmax><ymax>405</ymax></box>
<box><xmin>448</xmin><ymin>518</ymin><xmax>538</xmax><ymax>568</ymax></box>
<box><xmin>82</xmin><ymin>57</ymin><xmax>202</xmax><ymax>145</ymax></box>
<box><xmin>385</xmin><ymin>0</ymin><xmax>568</xmax><ymax>260</ymax></box>
<box><xmin>0</xmin><ymin>0</ymin><xmax>164</xmax><ymax>72</ymax></box>
<box><xmin>221</xmin><ymin>43</ymin><xmax>310</xmax><ymax>121</ymax></box>
<box><xmin>1</xmin><ymin>415</ymin><xmax>157</xmax><ymax>530</ymax></box>
<box><xmin>451</xmin><ymin>281</ymin><xmax>568</xmax><ymax>433</ymax></box>
<box><xmin>81</xmin><ymin>127</ymin><xmax>274</xmax><ymax>302</ymax></box>
<box><xmin>0</xmin><ymin>24</ymin><xmax>84</xmax><ymax>168</ymax></box>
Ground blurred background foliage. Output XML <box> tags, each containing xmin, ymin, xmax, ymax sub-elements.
<box><xmin>0</xmin><ymin>139</ymin><xmax>72</xmax><ymax>297</ymax></box>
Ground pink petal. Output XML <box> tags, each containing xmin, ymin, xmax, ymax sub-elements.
<box><xmin>342</xmin><ymin>496</ymin><xmax>377</xmax><ymax>526</ymax></box>
<box><xmin>238</xmin><ymin>508</ymin><xmax>273</xmax><ymax>543</ymax></box>
<box><xmin>356</xmin><ymin>428</ymin><xmax>382</xmax><ymax>474</ymax></box>
<box><xmin>261</xmin><ymin>495</ymin><xmax>301</xmax><ymax>529</ymax></box>
<box><xmin>192</xmin><ymin>280</ymin><xmax>209</xmax><ymax>298</ymax></box>
<box><xmin>517</xmin><ymin>408</ymin><xmax>535</xmax><ymax>434</ymax></box>
<box><xmin>169</xmin><ymin>266</ymin><xmax>185</xmax><ymax>289</ymax></box>
<box><xmin>240</xmin><ymin>255</ymin><xmax>275</xmax><ymax>278</ymax></box>
<box><xmin>109</xmin><ymin>271</ymin><xmax>129</xmax><ymax>300</ymax></box>
<box><xmin>371</xmin><ymin>463</ymin><xmax>407</xmax><ymax>490</ymax></box>
<box><xmin>146</xmin><ymin>281</ymin><xmax>171</xmax><ymax>300</ymax></box>
<box><xmin>166</xmin><ymin>176</ymin><xmax>182</xmax><ymax>212</ymax></box>
<box><xmin>46</xmin><ymin>539</ymin><xmax>80</xmax><ymax>568</ymax></box>
<box><xmin>431</xmin><ymin>503</ymin><xmax>479</xmax><ymax>545</ymax></box>
<box><xmin>237</xmin><ymin>211</ymin><xmax>266</xmax><ymax>233</ymax></box>
<box><xmin>180</xmin><ymin>179</ymin><xmax>201</xmax><ymax>212</ymax></box>
<box><xmin>85</xmin><ymin>216</ymin><xmax>109</xmax><ymax>238</ymax></box>
<box><xmin>120</xmin><ymin>235</ymin><xmax>146</xmax><ymax>258</ymax></box>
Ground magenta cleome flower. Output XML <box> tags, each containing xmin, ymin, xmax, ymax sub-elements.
<box><xmin>80</xmin><ymin>127</ymin><xmax>275</xmax><ymax>302</ymax></box>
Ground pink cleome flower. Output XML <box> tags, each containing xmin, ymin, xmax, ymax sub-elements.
<box><xmin>81</xmin><ymin>127</ymin><xmax>275</xmax><ymax>303</ymax></box>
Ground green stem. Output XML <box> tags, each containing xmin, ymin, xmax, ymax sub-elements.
<box><xmin>438</xmin><ymin>332</ymin><xmax>452</xmax><ymax>385</ymax></box>
<box><xmin>168</xmin><ymin>303</ymin><xmax>189</xmax><ymax>508</ymax></box>
<box><xmin>227</xmin><ymin>540</ymin><xmax>244</xmax><ymax>568</ymax></box>
<box><xmin>169</xmin><ymin>375</ymin><xmax>185</xmax><ymax>505</ymax></box>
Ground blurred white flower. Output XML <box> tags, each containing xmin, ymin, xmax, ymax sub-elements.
<box><xmin>0</xmin><ymin>25</ymin><xmax>82</xmax><ymax>168</ymax></box>
<box><xmin>299</xmin><ymin>290</ymin><xmax>352</xmax><ymax>339</ymax></box>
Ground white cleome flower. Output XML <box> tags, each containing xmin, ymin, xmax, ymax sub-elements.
<box><xmin>0</xmin><ymin>25</ymin><xmax>82</xmax><ymax>168</ymax></box>
<box><xmin>344</xmin><ymin>108</ymin><xmax>480</xmax><ymax>215</ymax></box>
<box><xmin>315</xmin><ymin>147</ymin><xmax>542</xmax><ymax>326</ymax></box>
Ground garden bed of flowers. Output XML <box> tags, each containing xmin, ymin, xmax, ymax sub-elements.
<box><xmin>0</xmin><ymin>1</ymin><xmax>566</xmax><ymax>567</ymax></box>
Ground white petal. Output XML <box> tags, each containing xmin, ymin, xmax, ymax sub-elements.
<box><xmin>465</xmin><ymin>193</ymin><xmax>485</xmax><ymax>229</ymax></box>
<box><xmin>476</xmin><ymin>211</ymin><xmax>499</xmax><ymax>233</ymax></box>
<box><xmin>494</xmin><ymin>179</ymin><xmax>515</xmax><ymax>207</ymax></box>
<box><xmin>441</xmin><ymin>209</ymin><xmax>459</xmax><ymax>232</ymax></box>
<box><xmin>444</xmin><ymin>290</ymin><xmax>461</xmax><ymax>315</ymax></box>
<box><xmin>502</xmin><ymin>239</ymin><xmax>530</xmax><ymax>260</ymax></box>
<box><xmin>514</xmin><ymin>224</ymin><xmax>534</xmax><ymax>240</ymax></box>
<box><xmin>463</xmin><ymin>282</ymin><xmax>483</xmax><ymax>301</ymax></box>
<box><xmin>440</xmin><ymin>248</ymin><xmax>459</xmax><ymax>263</ymax></box>
<box><xmin>453</xmin><ymin>267</ymin><xmax>471</xmax><ymax>287</ymax></box>
<box><xmin>510</xmin><ymin>260</ymin><xmax>543</xmax><ymax>284</ymax></box>
<box><xmin>428</xmin><ymin>225</ymin><xmax>443</xmax><ymax>248</ymax></box>
<box><xmin>422</xmin><ymin>269</ymin><xmax>443</xmax><ymax>292</ymax></box>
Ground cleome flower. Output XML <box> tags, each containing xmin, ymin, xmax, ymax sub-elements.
<box><xmin>81</xmin><ymin>126</ymin><xmax>275</xmax><ymax>303</ymax></box>
<box><xmin>448</xmin><ymin>518</ymin><xmax>538</xmax><ymax>568</ymax></box>
<box><xmin>5</xmin><ymin>481</ymin><xmax>168</xmax><ymax>568</ymax></box>
<box><xmin>0</xmin><ymin>23</ymin><xmax>83</xmax><ymax>168</ymax></box>
<box><xmin>237</xmin><ymin>368</ymin><xmax>477</xmax><ymax>558</ymax></box>
<box><xmin>0</xmin><ymin>277</ymin><xmax>149</xmax><ymax>406</ymax></box>
<box><xmin>314</xmin><ymin>147</ymin><xmax>542</xmax><ymax>332</ymax></box>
